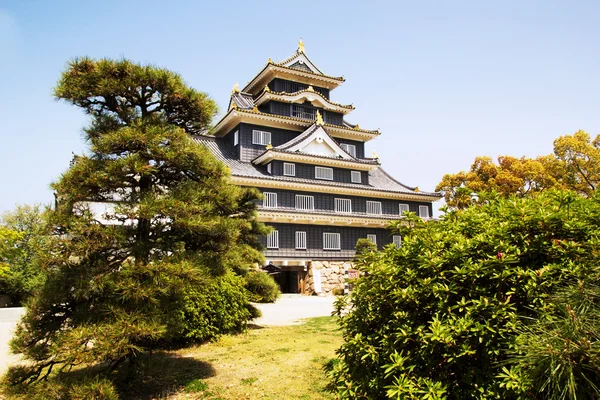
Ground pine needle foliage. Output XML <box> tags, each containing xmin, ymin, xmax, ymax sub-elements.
<box><xmin>330</xmin><ymin>191</ymin><xmax>600</xmax><ymax>399</ymax></box>
<box><xmin>8</xmin><ymin>58</ymin><xmax>268</xmax><ymax>384</ymax></box>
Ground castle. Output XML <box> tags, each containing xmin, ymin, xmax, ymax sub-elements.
<box><xmin>195</xmin><ymin>40</ymin><xmax>441</xmax><ymax>294</ymax></box>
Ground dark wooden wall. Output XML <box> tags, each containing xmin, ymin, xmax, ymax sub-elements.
<box><xmin>257</xmin><ymin>188</ymin><xmax>432</xmax><ymax>216</ymax></box>
<box><xmin>269</xmin><ymin>161</ymin><xmax>369</xmax><ymax>185</ymax></box>
<box><xmin>261</xmin><ymin>223</ymin><xmax>394</xmax><ymax>260</ymax></box>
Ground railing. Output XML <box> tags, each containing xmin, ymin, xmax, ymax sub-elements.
<box><xmin>292</xmin><ymin>105</ymin><xmax>316</xmax><ymax>121</ymax></box>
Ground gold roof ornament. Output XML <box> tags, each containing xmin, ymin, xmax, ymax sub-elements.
<box><xmin>307</xmin><ymin>85</ymin><xmax>314</xmax><ymax>92</ymax></box>
<box><xmin>252</xmin><ymin>105</ymin><xmax>259</xmax><ymax>112</ymax></box>
<box><xmin>232</xmin><ymin>83</ymin><xmax>240</xmax><ymax>94</ymax></box>
<box><xmin>230</xmin><ymin>101</ymin><xmax>238</xmax><ymax>110</ymax></box>
<box><xmin>298</xmin><ymin>37</ymin><xmax>305</xmax><ymax>53</ymax></box>
<box><xmin>372</xmin><ymin>150</ymin><xmax>379</xmax><ymax>159</ymax></box>
<box><xmin>264</xmin><ymin>85</ymin><xmax>271</xmax><ymax>93</ymax></box>
<box><xmin>268</xmin><ymin>57</ymin><xmax>273</xmax><ymax>63</ymax></box>
<box><xmin>354</xmin><ymin>124</ymin><xmax>360</xmax><ymax>130</ymax></box>
<box><xmin>266</xmin><ymin>143</ymin><xmax>273</xmax><ymax>150</ymax></box>
<box><xmin>414</xmin><ymin>186</ymin><xmax>420</xmax><ymax>192</ymax></box>
<box><xmin>315</xmin><ymin>110</ymin><xmax>324</xmax><ymax>126</ymax></box>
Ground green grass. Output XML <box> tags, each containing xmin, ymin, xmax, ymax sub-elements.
<box><xmin>2</xmin><ymin>316</ymin><xmax>342</xmax><ymax>400</ymax></box>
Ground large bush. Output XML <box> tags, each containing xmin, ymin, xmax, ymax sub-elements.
<box><xmin>244</xmin><ymin>271</ymin><xmax>280</xmax><ymax>303</ymax></box>
<box><xmin>330</xmin><ymin>191</ymin><xmax>600</xmax><ymax>399</ymax></box>
<box><xmin>167</xmin><ymin>271</ymin><xmax>259</xmax><ymax>343</ymax></box>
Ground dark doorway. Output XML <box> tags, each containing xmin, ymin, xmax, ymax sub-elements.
<box><xmin>275</xmin><ymin>270</ymin><xmax>299</xmax><ymax>294</ymax></box>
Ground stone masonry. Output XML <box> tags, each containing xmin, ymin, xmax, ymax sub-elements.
<box><xmin>305</xmin><ymin>260</ymin><xmax>354</xmax><ymax>295</ymax></box>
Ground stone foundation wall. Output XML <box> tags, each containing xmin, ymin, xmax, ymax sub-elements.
<box><xmin>306</xmin><ymin>261</ymin><xmax>354</xmax><ymax>295</ymax></box>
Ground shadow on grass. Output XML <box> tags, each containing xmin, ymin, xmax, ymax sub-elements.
<box><xmin>117</xmin><ymin>351</ymin><xmax>215</xmax><ymax>399</ymax></box>
<box><xmin>246</xmin><ymin>323</ymin><xmax>265</xmax><ymax>330</ymax></box>
<box><xmin>2</xmin><ymin>352</ymin><xmax>215</xmax><ymax>400</ymax></box>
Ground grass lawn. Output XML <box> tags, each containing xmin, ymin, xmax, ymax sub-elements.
<box><xmin>117</xmin><ymin>316</ymin><xmax>342</xmax><ymax>400</ymax></box>
<box><xmin>2</xmin><ymin>316</ymin><xmax>342</xmax><ymax>400</ymax></box>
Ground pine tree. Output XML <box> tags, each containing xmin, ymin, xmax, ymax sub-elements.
<box><xmin>9</xmin><ymin>58</ymin><xmax>267</xmax><ymax>382</ymax></box>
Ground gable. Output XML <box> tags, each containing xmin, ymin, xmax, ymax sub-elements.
<box><xmin>283</xmin><ymin>126</ymin><xmax>353</xmax><ymax>160</ymax></box>
<box><xmin>279</xmin><ymin>53</ymin><xmax>323</xmax><ymax>75</ymax></box>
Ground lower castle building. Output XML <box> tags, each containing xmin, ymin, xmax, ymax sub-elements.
<box><xmin>197</xmin><ymin>41</ymin><xmax>441</xmax><ymax>294</ymax></box>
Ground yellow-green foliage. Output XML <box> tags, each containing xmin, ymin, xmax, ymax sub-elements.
<box><xmin>330</xmin><ymin>191</ymin><xmax>600</xmax><ymax>399</ymax></box>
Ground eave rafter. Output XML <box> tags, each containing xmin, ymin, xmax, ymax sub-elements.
<box><xmin>211</xmin><ymin>108</ymin><xmax>380</xmax><ymax>142</ymax></box>
<box><xmin>253</xmin><ymin>150</ymin><xmax>379</xmax><ymax>171</ymax></box>
<box><xmin>255</xmin><ymin>87</ymin><xmax>354</xmax><ymax>114</ymax></box>
<box><xmin>256</xmin><ymin>210</ymin><xmax>393</xmax><ymax>228</ymax></box>
<box><xmin>243</xmin><ymin>63</ymin><xmax>345</xmax><ymax>95</ymax></box>
<box><xmin>231</xmin><ymin>176</ymin><xmax>442</xmax><ymax>202</ymax></box>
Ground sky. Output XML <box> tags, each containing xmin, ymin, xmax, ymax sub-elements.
<box><xmin>1</xmin><ymin>0</ymin><xmax>599</xmax><ymax>215</ymax></box>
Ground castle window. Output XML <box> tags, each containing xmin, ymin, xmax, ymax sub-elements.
<box><xmin>367</xmin><ymin>234</ymin><xmax>377</xmax><ymax>244</ymax></box>
<box><xmin>399</xmin><ymin>204</ymin><xmax>410</xmax><ymax>215</ymax></box>
<box><xmin>340</xmin><ymin>143</ymin><xmax>356</xmax><ymax>157</ymax></box>
<box><xmin>266</xmin><ymin>230</ymin><xmax>279</xmax><ymax>249</ymax></box>
<box><xmin>351</xmin><ymin>171</ymin><xmax>362</xmax><ymax>183</ymax></box>
<box><xmin>295</xmin><ymin>231</ymin><xmax>307</xmax><ymax>250</ymax></box>
<box><xmin>366</xmin><ymin>201</ymin><xmax>382</xmax><ymax>215</ymax></box>
<box><xmin>419</xmin><ymin>205</ymin><xmax>430</xmax><ymax>219</ymax></box>
<box><xmin>267</xmin><ymin>163</ymin><xmax>272</xmax><ymax>174</ymax></box>
<box><xmin>292</xmin><ymin>104</ymin><xmax>316</xmax><ymax>120</ymax></box>
<box><xmin>323</xmin><ymin>233</ymin><xmax>341</xmax><ymax>250</ymax></box>
<box><xmin>335</xmin><ymin>198</ymin><xmax>352</xmax><ymax>213</ymax></box>
<box><xmin>393</xmin><ymin>235</ymin><xmax>402</xmax><ymax>248</ymax></box>
<box><xmin>283</xmin><ymin>162</ymin><xmax>296</xmax><ymax>176</ymax></box>
<box><xmin>295</xmin><ymin>195</ymin><xmax>314</xmax><ymax>211</ymax></box>
<box><xmin>252</xmin><ymin>130</ymin><xmax>271</xmax><ymax>145</ymax></box>
<box><xmin>233</xmin><ymin>130</ymin><xmax>239</xmax><ymax>146</ymax></box>
<box><xmin>315</xmin><ymin>166</ymin><xmax>333</xmax><ymax>180</ymax></box>
<box><xmin>263</xmin><ymin>192</ymin><xmax>277</xmax><ymax>208</ymax></box>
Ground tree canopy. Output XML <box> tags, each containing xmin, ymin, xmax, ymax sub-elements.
<box><xmin>0</xmin><ymin>204</ymin><xmax>47</xmax><ymax>304</ymax></box>
<box><xmin>436</xmin><ymin>130</ymin><xmax>600</xmax><ymax>208</ymax></box>
<box><xmin>9</xmin><ymin>58</ymin><xmax>268</xmax><ymax>384</ymax></box>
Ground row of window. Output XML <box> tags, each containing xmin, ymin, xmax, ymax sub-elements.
<box><xmin>268</xmin><ymin>163</ymin><xmax>362</xmax><ymax>183</ymax></box>
<box><xmin>262</xmin><ymin>192</ymin><xmax>430</xmax><ymax>217</ymax></box>
<box><xmin>266</xmin><ymin>230</ymin><xmax>402</xmax><ymax>250</ymax></box>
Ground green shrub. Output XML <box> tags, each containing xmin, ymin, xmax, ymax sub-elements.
<box><xmin>244</xmin><ymin>271</ymin><xmax>280</xmax><ymax>303</ymax></box>
<box><xmin>168</xmin><ymin>271</ymin><xmax>254</xmax><ymax>343</ymax></box>
<box><xmin>353</xmin><ymin>238</ymin><xmax>377</xmax><ymax>261</ymax></box>
<box><xmin>330</xmin><ymin>191</ymin><xmax>600</xmax><ymax>399</ymax></box>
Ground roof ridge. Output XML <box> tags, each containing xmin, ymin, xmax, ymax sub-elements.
<box><xmin>262</xmin><ymin>88</ymin><xmax>354</xmax><ymax>110</ymax></box>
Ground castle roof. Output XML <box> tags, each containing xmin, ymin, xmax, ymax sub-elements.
<box><xmin>193</xmin><ymin>135</ymin><xmax>440</xmax><ymax>201</ymax></box>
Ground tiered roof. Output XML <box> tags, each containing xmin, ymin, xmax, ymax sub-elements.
<box><xmin>199</xmin><ymin>40</ymin><xmax>442</xmax><ymax>208</ymax></box>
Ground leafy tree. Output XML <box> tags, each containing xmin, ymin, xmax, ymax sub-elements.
<box><xmin>436</xmin><ymin>155</ymin><xmax>560</xmax><ymax>209</ymax></box>
<box><xmin>329</xmin><ymin>191</ymin><xmax>600</xmax><ymax>399</ymax></box>
<box><xmin>9</xmin><ymin>58</ymin><xmax>268</xmax><ymax>383</ymax></box>
<box><xmin>552</xmin><ymin>130</ymin><xmax>600</xmax><ymax>196</ymax></box>
<box><xmin>436</xmin><ymin>130</ymin><xmax>600</xmax><ymax>209</ymax></box>
<box><xmin>0</xmin><ymin>204</ymin><xmax>47</xmax><ymax>303</ymax></box>
<box><xmin>0</xmin><ymin>226</ymin><xmax>24</xmax><ymax>297</ymax></box>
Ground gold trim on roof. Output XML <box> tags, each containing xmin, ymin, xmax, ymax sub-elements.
<box><xmin>315</xmin><ymin>110</ymin><xmax>324</xmax><ymax>126</ymax></box>
<box><xmin>232</xmin><ymin>83</ymin><xmax>240</xmax><ymax>94</ymax></box>
<box><xmin>252</xmin><ymin>150</ymin><xmax>379</xmax><ymax>171</ymax></box>
<box><xmin>255</xmin><ymin>88</ymin><xmax>354</xmax><ymax>111</ymax></box>
<box><xmin>298</xmin><ymin>38</ymin><xmax>305</xmax><ymax>53</ymax></box>
<box><xmin>243</xmin><ymin>63</ymin><xmax>344</xmax><ymax>94</ymax></box>
<box><xmin>211</xmin><ymin>108</ymin><xmax>381</xmax><ymax>140</ymax></box>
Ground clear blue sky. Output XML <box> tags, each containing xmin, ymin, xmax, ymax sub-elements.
<box><xmin>1</xmin><ymin>0</ymin><xmax>599</xmax><ymax>214</ymax></box>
